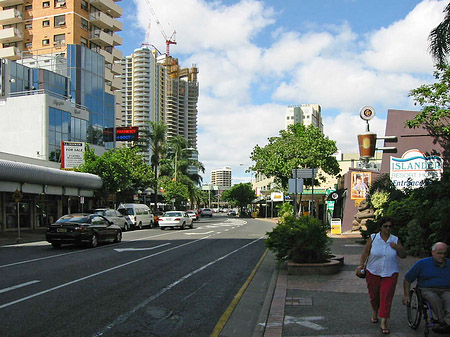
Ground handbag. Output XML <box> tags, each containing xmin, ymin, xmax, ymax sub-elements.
<box><xmin>356</xmin><ymin>233</ymin><xmax>374</xmax><ymax>279</ymax></box>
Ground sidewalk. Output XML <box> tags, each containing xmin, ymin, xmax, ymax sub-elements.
<box><xmin>259</xmin><ymin>230</ymin><xmax>432</xmax><ymax>337</ymax></box>
<box><xmin>0</xmin><ymin>228</ymin><xmax>47</xmax><ymax>246</ymax></box>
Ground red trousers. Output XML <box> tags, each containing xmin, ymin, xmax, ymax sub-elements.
<box><xmin>365</xmin><ymin>270</ymin><xmax>398</xmax><ymax>318</ymax></box>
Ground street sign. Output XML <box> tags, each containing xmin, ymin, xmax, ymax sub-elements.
<box><xmin>292</xmin><ymin>168</ymin><xmax>318</xmax><ymax>178</ymax></box>
<box><xmin>288</xmin><ymin>178</ymin><xmax>303</xmax><ymax>194</ymax></box>
<box><xmin>331</xmin><ymin>218</ymin><xmax>342</xmax><ymax>235</ymax></box>
<box><xmin>12</xmin><ymin>189</ymin><xmax>23</xmax><ymax>203</ymax></box>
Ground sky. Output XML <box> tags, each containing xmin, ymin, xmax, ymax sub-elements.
<box><xmin>118</xmin><ymin>0</ymin><xmax>447</xmax><ymax>184</ymax></box>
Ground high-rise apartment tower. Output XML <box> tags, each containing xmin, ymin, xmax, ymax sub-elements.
<box><xmin>285</xmin><ymin>104</ymin><xmax>323</xmax><ymax>131</ymax></box>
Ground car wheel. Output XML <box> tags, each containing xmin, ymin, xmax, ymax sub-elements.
<box><xmin>190</xmin><ymin>222</ymin><xmax>194</xmax><ymax>229</ymax></box>
<box><xmin>181</xmin><ymin>222</ymin><xmax>185</xmax><ymax>230</ymax></box>
<box><xmin>89</xmin><ymin>234</ymin><xmax>98</xmax><ymax>248</ymax></box>
<box><xmin>51</xmin><ymin>242</ymin><xmax>61</xmax><ymax>248</ymax></box>
<box><xmin>123</xmin><ymin>223</ymin><xmax>128</xmax><ymax>232</ymax></box>
<box><xmin>138</xmin><ymin>222</ymin><xmax>143</xmax><ymax>230</ymax></box>
<box><xmin>114</xmin><ymin>230</ymin><xmax>122</xmax><ymax>243</ymax></box>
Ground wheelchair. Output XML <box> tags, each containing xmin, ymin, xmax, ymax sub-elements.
<box><xmin>406</xmin><ymin>286</ymin><xmax>438</xmax><ymax>336</ymax></box>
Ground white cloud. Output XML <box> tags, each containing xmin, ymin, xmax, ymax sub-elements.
<box><xmin>362</xmin><ymin>0</ymin><xmax>446</xmax><ymax>73</ymax></box>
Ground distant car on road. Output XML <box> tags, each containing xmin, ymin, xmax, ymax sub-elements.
<box><xmin>227</xmin><ymin>210</ymin><xmax>237</xmax><ymax>216</ymax></box>
<box><xmin>201</xmin><ymin>208</ymin><xmax>213</xmax><ymax>217</ymax></box>
<box><xmin>92</xmin><ymin>208</ymin><xmax>132</xmax><ymax>231</ymax></box>
<box><xmin>159</xmin><ymin>211</ymin><xmax>193</xmax><ymax>230</ymax></box>
<box><xmin>46</xmin><ymin>213</ymin><xmax>122</xmax><ymax>248</ymax></box>
<box><xmin>186</xmin><ymin>210</ymin><xmax>199</xmax><ymax>221</ymax></box>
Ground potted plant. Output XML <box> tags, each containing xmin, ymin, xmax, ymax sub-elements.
<box><xmin>265</xmin><ymin>215</ymin><xmax>340</xmax><ymax>274</ymax></box>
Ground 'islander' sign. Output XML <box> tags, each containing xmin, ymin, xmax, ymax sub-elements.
<box><xmin>390</xmin><ymin>149</ymin><xmax>442</xmax><ymax>189</ymax></box>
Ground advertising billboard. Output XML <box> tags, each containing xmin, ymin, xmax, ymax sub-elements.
<box><xmin>350</xmin><ymin>171</ymin><xmax>372</xmax><ymax>200</ymax></box>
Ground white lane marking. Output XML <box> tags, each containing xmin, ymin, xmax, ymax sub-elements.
<box><xmin>114</xmin><ymin>243</ymin><xmax>170</xmax><ymax>252</ymax></box>
<box><xmin>284</xmin><ymin>315</ymin><xmax>326</xmax><ymax>330</ymax></box>
<box><xmin>0</xmin><ymin>231</ymin><xmax>186</xmax><ymax>269</ymax></box>
<box><xmin>92</xmin><ymin>236</ymin><xmax>264</xmax><ymax>337</ymax></box>
<box><xmin>4</xmin><ymin>241</ymin><xmax>48</xmax><ymax>247</ymax></box>
<box><xmin>0</xmin><ymin>235</ymin><xmax>212</xmax><ymax>310</ymax></box>
<box><xmin>184</xmin><ymin>231</ymin><xmax>214</xmax><ymax>235</ymax></box>
<box><xmin>0</xmin><ymin>280</ymin><xmax>41</xmax><ymax>294</ymax></box>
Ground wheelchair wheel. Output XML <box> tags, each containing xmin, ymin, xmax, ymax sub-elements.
<box><xmin>407</xmin><ymin>288</ymin><xmax>422</xmax><ymax>329</ymax></box>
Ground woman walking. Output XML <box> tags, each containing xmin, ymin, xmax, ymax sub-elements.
<box><xmin>356</xmin><ymin>216</ymin><xmax>407</xmax><ymax>334</ymax></box>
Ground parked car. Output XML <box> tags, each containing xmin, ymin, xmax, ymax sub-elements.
<box><xmin>227</xmin><ymin>210</ymin><xmax>237</xmax><ymax>216</ymax></box>
<box><xmin>46</xmin><ymin>213</ymin><xmax>122</xmax><ymax>248</ymax></box>
<box><xmin>186</xmin><ymin>210</ymin><xmax>199</xmax><ymax>221</ymax></box>
<box><xmin>92</xmin><ymin>208</ymin><xmax>132</xmax><ymax>231</ymax></box>
<box><xmin>201</xmin><ymin>208</ymin><xmax>213</xmax><ymax>217</ymax></box>
<box><xmin>117</xmin><ymin>203</ymin><xmax>154</xmax><ymax>229</ymax></box>
<box><xmin>159</xmin><ymin>211</ymin><xmax>193</xmax><ymax>230</ymax></box>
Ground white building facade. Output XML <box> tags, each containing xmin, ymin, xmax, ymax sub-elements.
<box><xmin>285</xmin><ymin>104</ymin><xmax>323</xmax><ymax>131</ymax></box>
<box><xmin>210</xmin><ymin>167</ymin><xmax>232</xmax><ymax>188</ymax></box>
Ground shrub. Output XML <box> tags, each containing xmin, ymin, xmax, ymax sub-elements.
<box><xmin>265</xmin><ymin>215</ymin><xmax>331</xmax><ymax>263</ymax></box>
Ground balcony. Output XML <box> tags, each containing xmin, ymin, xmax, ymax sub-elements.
<box><xmin>89</xmin><ymin>11</ymin><xmax>115</xmax><ymax>30</ymax></box>
<box><xmin>98</xmin><ymin>48</ymin><xmax>113</xmax><ymax>64</ymax></box>
<box><xmin>0</xmin><ymin>27</ymin><xmax>23</xmax><ymax>44</ymax></box>
<box><xmin>90</xmin><ymin>29</ymin><xmax>113</xmax><ymax>47</ymax></box>
<box><xmin>0</xmin><ymin>46</ymin><xmax>20</xmax><ymax>60</ymax></box>
<box><xmin>89</xmin><ymin>0</ymin><xmax>122</xmax><ymax>18</ymax></box>
<box><xmin>112</xmin><ymin>32</ymin><xmax>122</xmax><ymax>46</ymax></box>
<box><xmin>111</xmin><ymin>76</ymin><xmax>122</xmax><ymax>90</ymax></box>
<box><xmin>0</xmin><ymin>0</ymin><xmax>23</xmax><ymax>6</ymax></box>
<box><xmin>0</xmin><ymin>8</ymin><xmax>22</xmax><ymax>25</ymax></box>
<box><xmin>110</xmin><ymin>62</ymin><xmax>122</xmax><ymax>75</ymax></box>
<box><xmin>111</xmin><ymin>47</ymin><xmax>122</xmax><ymax>61</ymax></box>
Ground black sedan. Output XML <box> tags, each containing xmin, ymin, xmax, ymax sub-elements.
<box><xmin>46</xmin><ymin>213</ymin><xmax>122</xmax><ymax>248</ymax></box>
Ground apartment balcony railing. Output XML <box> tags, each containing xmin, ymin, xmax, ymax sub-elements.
<box><xmin>90</xmin><ymin>29</ymin><xmax>113</xmax><ymax>47</ymax></box>
<box><xmin>0</xmin><ymin>27</ymin><xmax>23</xmax><ymax>44</ymax></box>
<box><xmin>89</xmin><ymin>0</ymin><xmax>122</xmax><ymax>18</ymax></box>
<box><xmin>0</xmin><ymin>8</ymin><xmax>22</xmax><ymax>25</ymax></box>
<box><xmin>89</xmin><ymin>11</ymin><xmax>122</xmax><ymax>32</ymax></box>
<box><xmin>0</xmin><ymin>45</ymin><xmax>20</xmax><ymax>60</ymax></box>
<box><xmin>0</xmin><ymin>0</ymin><xmax>23</xmax><ymax>6</ymax></box>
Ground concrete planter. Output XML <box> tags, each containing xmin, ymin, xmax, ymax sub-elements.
<box><xmin>287</xmin><ymin>259</ymin><xmax>341</xmax><ymax>275</ymax></box>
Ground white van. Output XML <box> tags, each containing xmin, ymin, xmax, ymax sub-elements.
<box><xmin>117</xmin><ymin>204</ymin><xmax>154</xmax><ymax>229</ymax></box>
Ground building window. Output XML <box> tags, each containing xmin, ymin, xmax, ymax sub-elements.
<box><xmin>80</xmin><ymin>37</ymin><xmax>88</xmax><ymax>47</ymax></box>
<box><xmin>25</xmin><ymin>23</ymin><xmax>32</xmax><ymax>29</ymax></box>
<box><xmin>25</xmin><ymin>42</ymin><xmax>32</xmax><ymax>48</ymax></box>
<box><xmin>25</xmin><ymin>4</ymin><xmax>32</xmax><ymax>10</ymax></box>
<box><xmin>81</xmin><ymin>0</ymin><xmax>88</xmax><ymax>11</ymax></box>
<box><xmin>43</xmin><ymin>20</ymin><xmax>50</xmax><ymax>27</ymax></box>
<box><xmin>42</xmin><ymin>1</ymin><xmax>50</xmax><ymax>8</ymax></box>
<box><xmin>54</xmin><ymin>0</ymin><xmax>66</xmax><ymax>8</ymax></box>
<box><xmin>81</xmin><ymin>18</ymin><xmax>88</xmax><ymax>31</ymax></box>
<box><xmin>42</xmin><ymin>39</ymin><xmax>50</xmax><ymax>46</ymax></box>
<box><xmin>53</xmin><ymin>33</ymin><xmax>65</xmax><ymax>46</ymax></box>
<box><xmin>54</xmin><ymin>15</ymin><xmax>65</xmax><ymax>27</ymax></box>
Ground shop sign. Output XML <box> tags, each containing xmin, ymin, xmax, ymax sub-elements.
<box><xmin>390</xmin><ymin>149</ymin><xmax>443</xmax><ymax>189</ymax></box>
<box><xmin>331</xmin><ymin>218</ymin><xmax>342</xmax><ymax>235</ymax></box>
<box><xmin>270</xmin><ymin>192</ymin><xmax>284</xmax><ymax>201</ymax></box>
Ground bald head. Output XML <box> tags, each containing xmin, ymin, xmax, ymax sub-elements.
<box><xmin>431</xmin><ymin>242</ymin><xmax>448</xmax><ymax>266</ymax></box>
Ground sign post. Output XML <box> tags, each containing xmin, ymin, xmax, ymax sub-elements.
<box><xmin>292</xmin><ymin>168</ymin><xmax>317</xmax><ymax>217</ymax></box>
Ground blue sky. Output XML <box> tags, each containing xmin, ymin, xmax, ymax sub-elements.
<box><xmin>117</xmin><ymin>0</ymin><xmax>447</xmax><ymax>184</ymax></box>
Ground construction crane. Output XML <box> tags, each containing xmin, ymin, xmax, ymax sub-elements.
<box><xmin>143</xmin><ymin>0</ymin><xmax>177</xmax><ymax>57</ymax></box>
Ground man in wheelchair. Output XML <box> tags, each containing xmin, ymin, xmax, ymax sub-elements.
<box><xmin>403</xmin><ymin>242</ymin><xmax>450</xmax><ymax>334</ymax></box>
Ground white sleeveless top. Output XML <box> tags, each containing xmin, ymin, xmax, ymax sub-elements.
<box><xmin>366</xmin><ymin>233</ymin><xmax>399</xmax><ymax>277</ymax></box>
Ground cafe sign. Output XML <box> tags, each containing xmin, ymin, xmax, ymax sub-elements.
<box><xmin>390</xmin><ymin>149</ymin><xmax>443</xmax><ymax>189</ymax></box>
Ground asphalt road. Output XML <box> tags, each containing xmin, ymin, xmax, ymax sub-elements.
<box><xmin>0</xmin><ymin>215</ymin><xmax>276</xmax><ymax>337</ymax></box>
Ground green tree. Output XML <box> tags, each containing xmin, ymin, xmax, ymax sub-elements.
<box><xmin>148</xmin><ymin>121</ymin><xmax>167</xmax><ymax>212</ymax></box>
<box><xmin>429</xmin><ymin>3</ymin><xmax>450</xmax><ymax>65</ymax></box>
<box><xmin>221</xmin><ymin>183</ymin><xmax>256</xmax><ymax>213</ymax></box>
<box><xmin>159</xmin><ymin>176</ymin><xmax>190</xmax><ymax>210</ymax></box>
<box><xmin>79</xmin><ymin>145</ymin><xmax>154</xmax><ymax>205</ymax></box>
<box><xmin>407</xmin><ymin>64</ymin><xmax>450</xmax><ymax>169</ymax></box>
<box><xmin>249</xmin><ymin>124</ymin><xmax>340</xmax><ymax>189</ymax></box>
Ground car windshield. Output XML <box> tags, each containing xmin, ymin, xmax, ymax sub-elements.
<box><xmin>56</xmin><ymin>215</ymin><xmax>90</xmax><ymax>224</ymax></box>
<box><xmin>94</xmin><ymin>210</ymin><xmax>106</xmax><ymax>216</ymax></box>
<box><xmin>118</xmin><ymin>208</ymin><xmax>132</xmax><ymax>216</ymax></box>
<box><xmin>203</xmin><ymin>209</ymin><xmax>211</xmax><ymax>212</ymax></box>
<box><xmin>164</xmin><ymin>212</ymin><xmax>182</xmax><ymax>217</ymax></box>
<box><xmin>187</xmin><ymin>211</ymin><xmax>194</xmax><ymax>214</ymax></box>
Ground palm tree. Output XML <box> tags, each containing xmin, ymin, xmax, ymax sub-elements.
<box><xmin>429</xmin><ymin>3</ymin><xmax>450</xmax><ymax>64</ymax></box>
<box><xmin>148</xmin><ymin>121</ymin><xmax>167</xmax><ymax>212</ymax></box>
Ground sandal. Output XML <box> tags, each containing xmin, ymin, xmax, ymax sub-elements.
<box><xmin>380</xmin><ymin>327</ymin><xmax>390</xmax><ymax>334</ymax></box>
<box><xmin>371</xmin><ymin>318</ymin><xmax>379</xmax><ymax>323</ymax></box>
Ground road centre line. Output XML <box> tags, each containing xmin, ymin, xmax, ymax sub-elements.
<box><xmin>0</xmin><ymin>280</ymin><xmax>40</xmax><ymax>294</ymax></box>
<box><xmin>0</xmin><ymin>235</ymin><xmax>212</xmax><ymax>310</ymax></box>
<box><xmin>92</xmin><ymin>236</ymin><xmax>264</xmax><ymax>337</ymax></box>
<box><xmin>114</xmin><ymin>243</ymin><xmax>170</xmax><ymax>252</ymax></box>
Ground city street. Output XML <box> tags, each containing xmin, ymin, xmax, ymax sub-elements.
<box><xmin>0</xmin><ymin>215</ymin><xmax>276</xmax><ymax>337</ymax></box>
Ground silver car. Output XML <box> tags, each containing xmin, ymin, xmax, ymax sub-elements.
<box><xmin>159</xmin><ymin>211</ymin><xmax>193</xmax><ymax>230</ymax></box>
<box><xmin>93</xmin><ymin>208</ymin><xmax>132</xmax><ymax>231</ymax></box>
